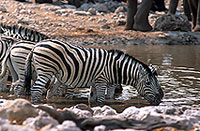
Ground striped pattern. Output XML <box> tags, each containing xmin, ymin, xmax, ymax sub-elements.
<box><xmin>0</xmin><ymin>24</ymin><xmax>49</xmax><ymax>92</ymax></box>
<box><xmin>24</xmin><ymin>39</ymin><xmax>164</xmax><ymax>105</ymax></box>
<box><xmin>0</xmin><ymin>40</ymin><xmax>119</xmax><ymax>99</ymax></box>
<box><xmin>0</xmin><ymin>39</ymin><xmax>11</xmax><ymax>91</ymax></box>
<box><xmin>0</xmin><ymin>41</ymin><xmax>36</xmax><ymax>94</ymax></box>
<box><xmin>0</xmin><ymin>23</ymin><xmax>49</xmax><ymax>42</ymax></box>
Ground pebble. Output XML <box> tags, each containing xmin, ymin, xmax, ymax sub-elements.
<box><xmin>73</xmin><ymin>11</ymin><xmax>89</xmax><ymax>16</ymax></box>
<box><xmin>0</xmin><ymin>99</ymin><xmax>199</xmax><ymax>130</ymax></box>
<box><xmin>88</xmin><ymin>17</ymin><xmax>96</xmax><ymax>21</ymax></box>
<box><xmin>0</xmin><ymin>15</ymin><xmax>4</xmax><ymax>20</ymax></box>
<box><xmin>97</xmin><ymin>19</ymin><xmax>107</xmax><ymax>23</ymax></box>
<box><xmin>88</xmin><ymin>8</ymin><xmax>97</xmax><ymax>15</ymax></box>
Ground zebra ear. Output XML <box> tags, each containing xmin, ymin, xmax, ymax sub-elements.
<box><xmin>149</xmin><ymin>65</ymin><xmax>158</xmax><ymax>76</ymax></box>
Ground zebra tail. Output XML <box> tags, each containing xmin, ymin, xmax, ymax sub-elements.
<box><xmin>0</xmin><ymin>47</ymin><xmax>11</xmax><ymax>79</ymax></box>
<box><xmin>24</xmin><ymin>49</ymin><xmax>33</xmax><ymax>95</ymax></box>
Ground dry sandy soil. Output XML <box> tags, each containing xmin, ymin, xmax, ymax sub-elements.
<box><xmin>0</xmin><ymin>0</ymin><xmax>200</xmax><ymax>46</ymax></box>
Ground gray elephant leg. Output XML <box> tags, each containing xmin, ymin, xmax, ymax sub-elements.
<box><xmin>125</xmin><ymin>0</ymin><xmax>137</xmax><ymax>30</ymax></box>
<box><xmin>183</xmin><ymin>0</ymin><xmax>192</xmax><ymax>21</ymax></box>
<box><xmin>188</xmin><ymin>0</ymin><xmax>198</xmax><ymax>29</ymax></box>
<box><xmin>133</xmin><ymin>0</ymin><xmax>153</xmax><ymax>32</ymax></box>
<box><xmin>194</xmin><ymin>0</ymin><xmax>200</xmax><ymax>31</ymax></box>
<box><xmin>168</xmin><ymin>0</ymin><xmax>179</xmax><ymax>14</ymax></box>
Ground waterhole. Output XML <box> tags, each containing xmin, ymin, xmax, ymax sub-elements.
<box><xmin>1</xmin><ymin>45</ymin><xmax>200</xmax><ymax>112</ymax></box>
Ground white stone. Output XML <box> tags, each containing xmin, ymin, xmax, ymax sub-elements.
<box><xmin>88</xmin><ymin>8</ymin><xmax>97</xmax><ymax>15</ymax></box>
<box><xmin>23</xmin><ymin>115</ymin><xmax>59</xmax><ymax>130</ymax></box>
<box><xmin>56</xmin><ymin>120</ymin><xmax>81</xmax><ymax>131</ymax></box>
<box><xmin>62</xmin><ymin>4</ymin><xmax>76</xmax><ymax>9</ymax></box>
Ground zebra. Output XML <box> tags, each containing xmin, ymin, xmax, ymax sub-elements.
<box><xmin>0</xmin><ymin>39</ymin><xmax>121</xmax><ymax>99</ymax></box>
<box><xmin>0</xmin><ymin>23</ymin><xmax>49</xmax><ymax>42</ymax></box>
<box><xmin>0</xmin><ymin>41</ymin><xmax>37</xmax><ymax>94</ymax></box>
<box><xmin>0</xmin><ymin>23</ymin><xmax>50</xmax><ymax>91</ymax></box>
<box><xmin>24</xmin><ymin>39</ymin><xmax>164</xmax><ymax>105</ymax></box>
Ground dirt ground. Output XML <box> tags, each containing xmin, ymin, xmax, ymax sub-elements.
<box><xmin>0</xmin><ymin>0</ymin><xmax>200</xmax><ymax>45</ymax></box>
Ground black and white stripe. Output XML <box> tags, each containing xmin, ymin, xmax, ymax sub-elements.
<box><xmin>0</xmin><ymin>41</ymin><xmax>36</xmax><ymax>94</ymax></box>
<box><xmin>0</xmin><ymin>23</ymin><xmax>49</xmax><ymax>42</ymax></box>
<box><xmin>24</xmin><ymin>39</ymin><xmax>164</xmax><ymax>105</ymax></box>
<box><xmin>0</xmin><ymin>24</ymin><xmax>49</xmax><ymax>91</ymax></box>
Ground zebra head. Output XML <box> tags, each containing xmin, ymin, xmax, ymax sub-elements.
<box><xmin>136</xmin><ymin>65</ymin><xmax>164</xmax><ymax>106</ymax></box>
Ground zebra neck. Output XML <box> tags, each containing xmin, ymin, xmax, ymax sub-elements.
<box><xmin>115</xmin><ymin>58</ymin><xmax>140</xmax><ymax>87</ymax></box>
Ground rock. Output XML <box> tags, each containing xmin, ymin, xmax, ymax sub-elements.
<box><xmin>40</xmin><ymin>5</ymin><xmax>61</xmax><ymax>11</ymax></box>
<box><xmin>19</xmin><ymin>9</ymin><xmax>34</xmax><ymax>14</ymax></box>
<box><xmin>61</xmin><ymin>4</ymin><xmax>76</xmax><ymax>9</ymax></box>
<box><xmin>118</xmin><ymin>12</ymin><xmax>126</xmax><ymax>18</ymax></box>
<box><xmin>56</xmin><ymin>120</ymin><xmax>81</xmax><ymax>131</ymax></box>
<box><xmin>89</xmin><ymin>17</ymin><xmax>96</xmax><ymax>21</ymax></box>
<box><xmin>55</xmin><ymin>9</ymin><xmax>70</xmax><ymax>15</ymax></box>
<box><xmin>101</xmin><ymin>24</ymin><xmax>110</xmax><ymax>29</ymax></box>
<box><xmin>88</xmin><ymin>8</ymin><xmax>97</xmax><ymax>15</ymax></box>
<box><xmin>40</xmin><ymin>124</ymin><xmax>55</xmax><ymax>131</ymax></box>
<box><xmin>0</xmin><ymin>117</ymin><xmax>10</xmax><ymax>125</ymax></box>
<box><xmin>0</xmin><ymin>124</ymin><xmax>35</xmax><ymax>131</ymax></box>
<box><xmin>0</xmin><ymin>6</ymin><xmax>7</xmax><ymax>13</ymax></box>
<box><xmin>73</xmin><ymin>11</ymin><xmax>89</xmax><ymax>16</ymax></box>
<box><xmin>184</xmin><ymin>109</ymin><xmax>200</xmax><ymax>118</ymax></box>
<box><xmin>116</xmin><ymin>19</ymin><xmax>126</xmax><ymax>26</ymax></box>
<box><xmin>69</xmin><ymin>108</ymin><xmax>92</xmax><ymax>118</ymax></box>
<box><xmin>94</xmin><ymin>125</ymin><xmax>106</xmax><ymax>131</ymax></box>
<box><xmin>72</xmin><ymin>104</ymin><xmax>93</xmax><ymax>112</ymax></box>
<box><xmin>79</xmin><ymin>3</ymin><xmax>93</xmax><ymax>11</ymax></box>
<box><xmin>23</xmin><ymin>115</ymin><xmax>59</xmax><ymax>130</ymax></box>
<box><xmin>120</xmin><ymin>106</ymin><xmax>163</xmax><ymax>122</ymax></box>
<box><xmin>105</xmin><ymin>1</ymin><xmax>119</xmax><ymax>12</ymax></box>
<box><xmin>34</xmin><ymin>0</ymin><xmax>52</xmax><ymax>3</ymax></box>
<box><xmin>68</xmin><ymin>104</ymin><xmax>93</xmax><ymax>118</ymax></box>
<box><xmin>93</xmin><ymin>3</ymin><xmax>109</xmax><ymax>13</ymax></box>
<box><xmin>97</xmin><ymin>19</ymin><xmax>107</xmax><ymax>23</ymax></box>
<box><xmin>115</xmin><ymin>6</ymin><xmax>127</xmax><ymax>14</ymax></box>
<box><xmin>92</xmin><ymin>105</ymin><xmax>117</xmax><ymax>118</ymax></box>
<box><xmin>0</xmin><ymin>99</ymin><xmax>38</xmax><ymax>124</ymax></box>
<box><xmin>154</xmin><ymin>14</ymin><xmax>192</xmax><ymax>32</ymax></box>
<box><xmin>36</xmin><ymin>105</ymin><xmax>79</xmax><ymax>124</ymax></box>
<box><xmin>165</xmin><ymin>108</ymin><xmax>177</xmax><ymax>115</ymax></box>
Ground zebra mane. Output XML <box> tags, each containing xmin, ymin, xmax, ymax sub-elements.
<box><xmin>0</xmin><ymin>23</ymin><xmax>50</xmax><ymax>42</ymax></box>
<box><xmin>108</xmin><ymin>49</ymin><xmax>152</xmax><ymax>75</ymax></box>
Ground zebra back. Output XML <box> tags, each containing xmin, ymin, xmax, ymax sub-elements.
<box><xmin>0</xmin><ymin>23</ymin><xmax>50</xmax><ymax>42</ymax></box>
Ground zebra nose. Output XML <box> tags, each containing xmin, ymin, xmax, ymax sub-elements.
<box><xmin>159</xmin><ymin>89</ymin><xmax>164</xmax><ymax>99</ymax></box>
<box><xmin>155</xmin><ymin>93</ymin><xmax>162</xmax><ymax>100</ymax></box>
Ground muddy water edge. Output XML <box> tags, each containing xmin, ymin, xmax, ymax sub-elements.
<box><xmin>2</xmin><ymin>45</ymin><xmax>200</xmax><ymax>113</ymax></box>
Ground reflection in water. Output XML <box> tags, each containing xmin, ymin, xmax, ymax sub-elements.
<box><xmin>1</xmin><ymin>45</ymin><xmax>200</xmax><ymax>112</ymax></box>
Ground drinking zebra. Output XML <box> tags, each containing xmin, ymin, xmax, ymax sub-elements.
<box><xmin>0</xmin><ymin>40</ymin><xmax>121</xmax><ymax>99</ymax></box>
<box><xmin>0</xmin><ymin>23</ymin><xmax>49</xmax><ymax>91</ymax></box>
<box><xmin>24</xmin><ymin>39</ymin><xmax>164</xmax><ymax>105</ymax></box>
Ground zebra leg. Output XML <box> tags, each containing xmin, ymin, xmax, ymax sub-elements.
<box><xmin>31</xmin><ymin>75</ymin><xmax>51</xmax><ymax>103</ymax></box>
<box><xmin>64</xmin><ymin>85</ymin><xmax>75</xmax><ymax>99</ymax></box>
<box><xmin>91</xmin><ymin>81</ymin><xmax>107</xmax><ymax>105</ymax></box>
<box><xmin>10</xmin><ymin>80</ymin><xmax>25</xmax><ymax>95</ymax></box>
<box><xmin>0</xmin><ymin>68</ymin><xmax>9</xmax><ymax>92</ymax></box>
<box><xmin>88</xmin><ymin>86</ymin><xmax>97</xmax><ymax>105</ymax></box>
<box><xmin>106</xmin><ymin>84</ymin><xmax>123</xmax><ymax>99</ymax></box>
<box><xmin>46</xmin><ymin>77</ymin><xmax>62</xmax><ymax>99</ymax></box>
<box><xmin>106</xmin><ymin>84</ymin><xmax>117</xmax><ymax>99</ymax></box>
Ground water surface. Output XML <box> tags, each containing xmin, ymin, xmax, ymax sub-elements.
<box><xmin>2</xmin><ymin>45</ymin><xmax>200</xmax><ymax>112</ymax></box>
